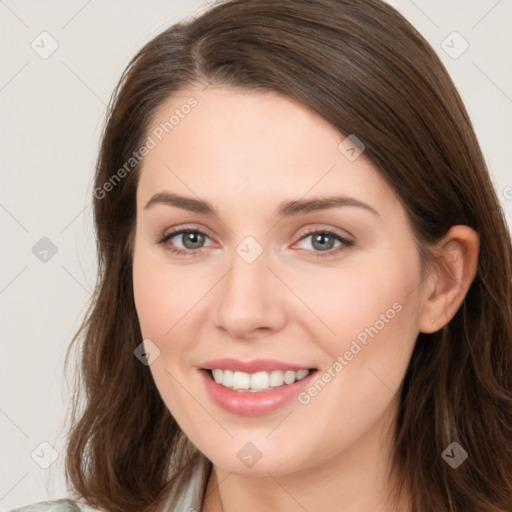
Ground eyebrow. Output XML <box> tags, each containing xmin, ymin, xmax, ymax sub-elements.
<box><xmin>144</xmin><ymin>192</ymin><xmax>379</xmax><ymax>217</ymax></box>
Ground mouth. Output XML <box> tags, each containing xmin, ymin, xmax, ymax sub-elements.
<box><xmin>203</xmin><ymin>367</ymin><xmax>317</xmax><ymax>392</ymax></box>
<box><xmin>198</xmin><ymin>358</ymin><xmax>319</xmax><ymax>416</ymax></box>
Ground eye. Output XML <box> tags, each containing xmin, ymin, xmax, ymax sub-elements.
<box><xmin>156</xmin><ymin>227</ymin><xmax>213</xmax><ymax>257</ymax></box>
<box><xmin>294</xmin><ymin>229</ymin><xmax>354</xmax><ymax>258</ymax></box>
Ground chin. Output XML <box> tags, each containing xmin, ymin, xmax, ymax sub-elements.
<box><xmin>203</xmin><ymin>439</ymin><xmax>312</xmax><ymax>477</ymax></box>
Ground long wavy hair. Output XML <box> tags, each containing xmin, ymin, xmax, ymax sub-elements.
<box><xmin>62</xmin><ymin>1</ymin><xmax>512</xmax><ymax>510</ymax></box>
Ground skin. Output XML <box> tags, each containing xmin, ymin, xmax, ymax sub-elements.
<box><xmin>132</xmin><ymin>85</ymin><xmax>479</xmax><ymax>512</ymax></box>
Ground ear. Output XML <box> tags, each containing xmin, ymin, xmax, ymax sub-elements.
<box><xmin>418</xmin><ymin>225</ymin><xmax>480</xmax><ymax>333</ymax></box>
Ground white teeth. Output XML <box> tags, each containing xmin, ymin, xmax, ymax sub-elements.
<box><xmin>223</xmin><ymin>369</ymin><xmax>233</xmax><ymax>388</ymax></box>
<box><xmin>209</xmin><ymin>368</ymin><xmax>312</xmax><ymax>392</ymax></box>
<box><xmin>269</xmin><ymin>370</ymin><xmax>284</xmax><ymax>387</ymax></box>
<box><xmin>232</xmin><ymin>371</ymin><xmax>250</xmax><ymax>390</ymax></box>
<box><xmin>250</xmin><ymin>371</ymin><xmax>269</xmax><ymax>390</ymax></box>
<box><xmin>283</xmin><ymin>370</ymin><xmax>295</xmax><ymax>385</ymax></box>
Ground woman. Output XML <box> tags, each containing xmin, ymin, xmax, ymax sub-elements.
<box><xmin>11</xmin><ymin>0</ymin><xmax>512</xmax><ymax>511</ymax></box>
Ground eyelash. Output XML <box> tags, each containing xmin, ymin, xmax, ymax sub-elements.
<box><xmin>155</xmin><ymin>227</ymin><xmax>354</xmax><ymax>259</ymax></box>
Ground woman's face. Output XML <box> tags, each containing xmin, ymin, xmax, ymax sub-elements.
<box><xmin>132</xmin><ymin>86</ymin><xmax>427</xmax><ymax>477</ymax></box>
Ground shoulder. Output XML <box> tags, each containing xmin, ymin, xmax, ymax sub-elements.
<box><xmin>7</xmin><ymin>458</ymin><xmax>211</xmax><ymax>512</ymax></box>
<box><xmin>7</xmin><ymin>499</ymin><xmax>92</xmax><ymax>512</ymax></box>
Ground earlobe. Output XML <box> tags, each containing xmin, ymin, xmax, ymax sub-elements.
<box><xmin>418</xmin><ymin>225</ymin><xmax>480</xmax><ymax>334</ymax></box>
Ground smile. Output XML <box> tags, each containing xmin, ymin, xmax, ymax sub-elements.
<box><xmin>199</xmin><ymin>358</ymin><xmax>319</xmax><ymax>416</ymax></box>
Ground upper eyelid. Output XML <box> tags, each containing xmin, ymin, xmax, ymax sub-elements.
<box><xmin>295</xmin><ymin>224</ymin><xmax>353</xmax><ymax>240</ymax></box>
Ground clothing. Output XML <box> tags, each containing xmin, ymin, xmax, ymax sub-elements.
<box><xmin>7</xmin><ymin>456</ymin><xmax>211</xmax><ymax>512</ymax></box>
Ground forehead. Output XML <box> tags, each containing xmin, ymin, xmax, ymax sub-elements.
<box><xmin>136</xmin><ymin>86</ymin><xmax>397</xmax><ymax>218</ymax></box>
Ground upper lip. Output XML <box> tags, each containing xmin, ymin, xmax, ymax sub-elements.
<box><xmin>200</xmin><ymin>358</ymin><xmax>316</xmax><ymax>373</ymax></box>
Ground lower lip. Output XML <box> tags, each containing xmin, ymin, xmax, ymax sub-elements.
<box><xmin>200</xmin><ymin>369</ymin><xmax>317</xmax><ymax>416</ymax></box>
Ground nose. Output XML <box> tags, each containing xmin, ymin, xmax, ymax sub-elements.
<box><xmin>213</xmin><ymin>247</ymin><xmax>287</xmax><ymax>339</ymax></box>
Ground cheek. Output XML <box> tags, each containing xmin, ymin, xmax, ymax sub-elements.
<box><xmin>133</xmin><ymin>265</ymin><xmax>174</xmax><ymax>338</ymax></box>
<box><xmin>305</xmin><ymin>250</ymin><xmax>421</xmax><ymax>394</ymax></box>
<box><xmin>132</xmin><ymin>239</ymin><xmax>200</xmax><ymax>341</ymax></box>
<box><xmin>289</xmin><ymin>249</ymin><xmax>421</xmax><ymax>355</ymax></box>
<box><xmin>132</xmin><ymin>245</ymin><xmax>203</xmax><ymax>422</ymax></box>
<box><xmin>290</xmin><ymin>248</ymin><xmax>423</xmax><ymax>429</ymax></box>
<box><xmin>287</xmin><ymin>256</ymin><xmax>421</xmax><ymax>463</ymax></box>
<box><xmin>132</xmin><ymin>241</ymin><xmax>218</xmax><ymax>390</ymax></box>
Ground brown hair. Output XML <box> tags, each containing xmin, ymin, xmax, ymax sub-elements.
<box><xmin>62</xmin><ymin>1</ymin><xmax>512</xmax><ymax>511</ymax></box>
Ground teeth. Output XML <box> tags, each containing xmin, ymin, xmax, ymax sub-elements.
<box><xmin>269</xmin><ymin>370</ymin><xmax>284</xmax><ymax>387</ymax></box>
<box><xmin>233</xmin><ymin>371</ymin><xmax>250</xmax><ymax>390</ymax></box>
<box><xmin>212</xmin><ymin>369</ymin><xmax>223</xmax><ymax>384</ymax></box>
<box><xmin>250</xmin><ymin>371</ymin><xmax>269</xmax><ymax>390</ymax></box>
<box><xmin>209</xmin><ymin>368</ymin><xmax>311</xmax><ymax>392</ymax></box>
<box><xmin>283</xmin><ymin>370</ymin><xmax>295</xmax><ymax>385</ymax></box>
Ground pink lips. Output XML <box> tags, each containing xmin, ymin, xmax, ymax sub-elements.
<box><xmin>199</xmin><ymin>358</ymin><xmax>317</xmax><ymax>416</ymax></box>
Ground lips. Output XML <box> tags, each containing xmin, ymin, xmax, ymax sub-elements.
<box><xmin>199</xmin><ymin>358</ymin><xmax>318</xmax><ymax>416</ymax></box>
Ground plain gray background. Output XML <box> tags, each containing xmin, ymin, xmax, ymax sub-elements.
<box><xmin>1</xmin><ymin>0</ymin><xmax>511</xmax><ymax>509</ymax></box>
